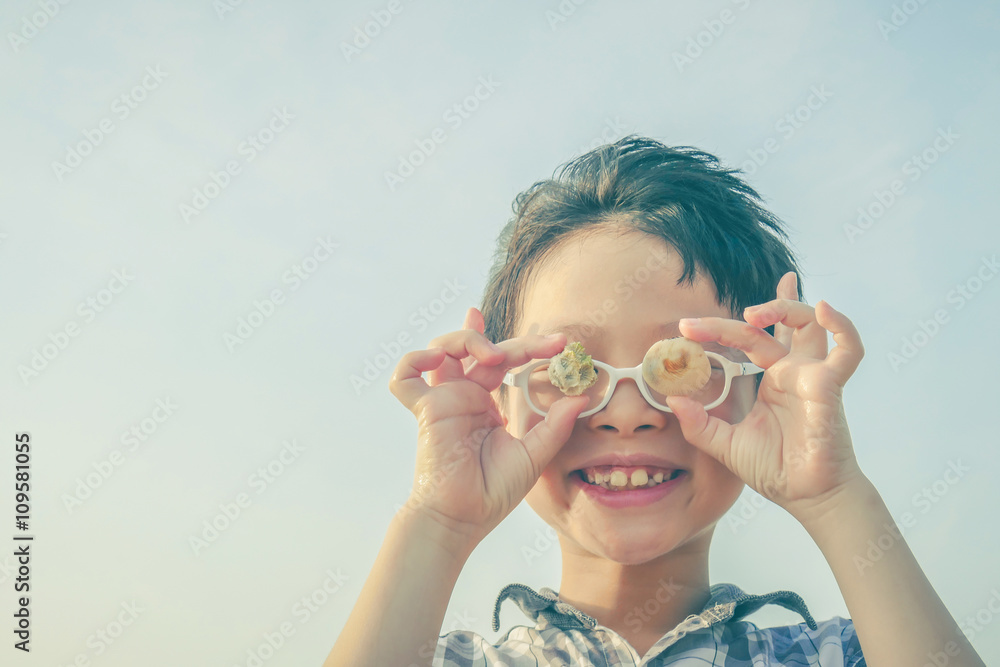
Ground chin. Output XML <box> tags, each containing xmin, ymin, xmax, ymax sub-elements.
<box><xmin>591</xmin><ymin>533</ymin><xmax>683</xmax><ymax>565</ymax></box>
<box><xmin>565</xmin><ymin>512</ymin><xmax>716</xmax><ymax>565</ymax></box>
<box><xmin>538</xmin><ymin>501</ymin><xmax>701</xmax><ymax>565</ymax></box>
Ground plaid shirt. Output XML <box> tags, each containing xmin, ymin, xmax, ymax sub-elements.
<box><xmin>432</xmin><ymin>582</ymin><xmax>865</xmax><ymax>666</ymax></box>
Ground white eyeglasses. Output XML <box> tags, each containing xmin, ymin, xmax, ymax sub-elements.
<box><xmin>502</xmin><ymin>349</ymin><xmax>764</xmax><ymax>418</ymax></box>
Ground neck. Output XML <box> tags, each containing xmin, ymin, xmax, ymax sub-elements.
<box><xmin>555</xmin><ymin>530</ymin><xmax>713</xmax><ymax>654</ymax></box>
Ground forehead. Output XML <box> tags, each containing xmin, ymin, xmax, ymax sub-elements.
<box><xmin>516</xmin><ymin>230</ymin><xmax>744</xmax><ymax>358</ymax></box>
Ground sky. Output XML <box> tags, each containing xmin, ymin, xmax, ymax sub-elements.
<box><xmin>1</xmin><ymin>0</ymin><xmax>999</xmax><ymax>665</ymax></box>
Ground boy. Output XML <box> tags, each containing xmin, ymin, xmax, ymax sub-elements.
<box><xmin>326</xmin><ymin>137</ymin><xmax>985</xmax><ymax>666</ymax></box>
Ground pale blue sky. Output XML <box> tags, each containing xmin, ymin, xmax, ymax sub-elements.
<box><xmin>2</xmin><ymin>1</ymin><xmax>999</xmax><ymax>665</ymax></box>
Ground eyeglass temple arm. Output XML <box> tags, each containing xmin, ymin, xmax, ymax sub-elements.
<box><xmin>738</xmin><ymin>361</ymin><xmax>766</xmax><ymax>375</ymax></box>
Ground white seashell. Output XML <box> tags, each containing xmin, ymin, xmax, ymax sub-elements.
<box><xmin>641</xmin><ymin>337</ymin><xmax>711</xmax><ymax>396</ymax></box>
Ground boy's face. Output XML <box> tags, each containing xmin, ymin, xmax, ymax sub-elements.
<box><xmin>499</xmin><ymin>228</ymin><xmax>756</xmax><ymax>565</ymax></box>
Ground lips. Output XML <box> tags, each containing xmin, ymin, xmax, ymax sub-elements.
<box><xmin>570</xmin><ymin>468</ymin><xmax>687</xmax><ymax>507</ymax></box>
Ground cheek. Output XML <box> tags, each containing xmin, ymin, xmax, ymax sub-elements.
<box><xmin>506</xmin><ymin>394</ymin><xmax>543</xmax><ymax>440</ymax></box>
<box><xmin>524</xmin><ymin>458</ymin><xmax>576</xmax><ymax>528</ymax></box>
<box><xmin>688</xmin><ymin>449</ymin><xmax>745</xmax><ymax>519</ymax></box>
<box><xmin>524</xmin><ymin>469</ymin><xmax>555</xmax><ymax>511</ymax></box>
<box><xmin>694</xmin><ymin>390</ymin><xmax>754</xmax><ymax>503</ymax></box>
<box><xmin>717</xmin><ymin>378</ymin><xmax>757</xmax><ymax>424</ymax></box>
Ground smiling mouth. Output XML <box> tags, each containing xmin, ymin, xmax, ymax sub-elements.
<box><xmin>574</xmin><ymin>468</ymin><xmax>685</xmax><ymax>491</ymax></box>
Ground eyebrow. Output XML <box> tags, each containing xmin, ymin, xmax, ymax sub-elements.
<box><xmin>539</xmin><ymin>321</ymin><xmax>679</xmax><ymax>340</ymax></box>
<box><xmin>537</xmin><ymin>321</ymin><xmax>733</xmax><ymax>354</ymax></box>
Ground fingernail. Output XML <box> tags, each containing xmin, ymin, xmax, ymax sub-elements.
<box><xmin>544</xmin><ymin>333</ymin><xmax>563</xmax><ymax>340</ymax></box>
<box><xmin>679</xmin><ymin>317</ymin><xmax>701</xmax><ymax>327</ymax></box>
<box><xmin>487</xmin><ymin>340</ymin><xmax>502</xmax><ymax>352</ymax></box>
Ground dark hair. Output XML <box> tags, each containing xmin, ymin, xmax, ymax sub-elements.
<box><xmin>482</xmin><ymin>135</ymin><xmax>803</xmax><ymax>406</ymax></box>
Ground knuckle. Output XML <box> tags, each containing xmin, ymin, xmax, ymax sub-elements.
<box><xmin>739</xmin><ymin>320</ymin><xmax>767</xmax><ymax>339</ymax></box>
<box><xmin>388</xmin><ymin>373</ymin><xmax>409</xmax><ymax>397</ymax></box>
<box><xmin>414</xmin><ymin>393</ymin><xmax>448</xmax><ymax>423</ymax></box>
<box><xmin>427</xmin><ymin>333</ymin><xmax>450</xmax><ymax>349</ymax></box>
<box><xmin>400</xmin><ymin>348</ymin><xmax>427</xmax><ymax>365</ymax></box>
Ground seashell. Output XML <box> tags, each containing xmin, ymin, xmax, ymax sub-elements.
<box><xmin>548</xmin><ymin>341</ymin><xmax>598</xmax><ymax>396</ymax></box>
<box><xmin>641</xmin><ymin>337</ymin><xmax>711</xmax><ymax>396</ymax></box>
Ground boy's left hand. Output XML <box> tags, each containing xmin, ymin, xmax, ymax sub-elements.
<box><xmin>665</xmin><ymin>271</ymin><xmax>869</xmax><ymax>524</ymax></box>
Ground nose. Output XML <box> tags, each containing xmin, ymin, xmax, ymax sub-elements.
<box><xmin>585</xmin><ymin>375</ymin><xmax>670</xmax><ymax>433</ymax></box>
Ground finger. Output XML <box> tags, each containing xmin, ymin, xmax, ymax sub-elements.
<box><xmin>389</xmin><ymin>347</ymin><xmax>448</xmax><ymax>411</ymax></box>
<box><xmin>461</xmin><ymin>307</ymin><xmax>486</xmax><ymax>374</ymax></box>
<box><xmin>520</xmin><ymin>395</ymin><xmax>589</xmax><ymax>476</ymax></box>
<box><xmin>426</xmin><ymin>328</ymin><xmax>505</xmax><ymax>385</ymax></box>
<box><xmin>772</xmin><ymin>272</ymin><xmax>798</xmax><ymax>349</ymax></box>
<box><xmin>664</xmin><ymin>395</ymin><xmax>736</xmax><ymax>470</ymax></box>
<box><xmin>743</xmin><ymin>298</ymin><xmax>828</xmax><ymax>360</ymax></box>
<box><xmin>815</xmin><ymin>300</ymin><xmax>865</xmax><ymax>385</ymax></box>
<box><xmin>680</xmin><ymin>316</ymin><xmax>787</xmax><ymax>369</ymax></box>
<box><xmin>463</xmin><ymin>306</ymin><xmax>480</xmax><ymax>332</ymax></box>
<box><xmin>463</xmin><ymin>332</ymin><xmax>570</xmax><ymax>391</ymax></box>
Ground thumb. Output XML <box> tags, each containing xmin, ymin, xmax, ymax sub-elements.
<box><xmin>520</xmin><ymin>395</ymin><xmax>588</xmax><ymax>475</ymax></box>
<box><xmin>665</xmin><ymin>396</ymin><xmax>732</xmax><ymax>465</ymax></box>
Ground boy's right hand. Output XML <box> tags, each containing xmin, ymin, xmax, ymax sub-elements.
<box><xmin>389</xmin><ymin>307</ymin><xmax>588</xmax><ymax>550</ymax></box>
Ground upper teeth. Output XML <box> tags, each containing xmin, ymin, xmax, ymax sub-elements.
<box><xmin>581</xmin><ymin>466</ymin><xmax>678</xmax><ymax>490</ymax></box>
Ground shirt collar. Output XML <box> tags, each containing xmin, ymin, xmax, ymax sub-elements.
<box><xmin>491</xmin><ymin>581</ymin><xmax>818</xmax><ymax>634</ymax></box>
